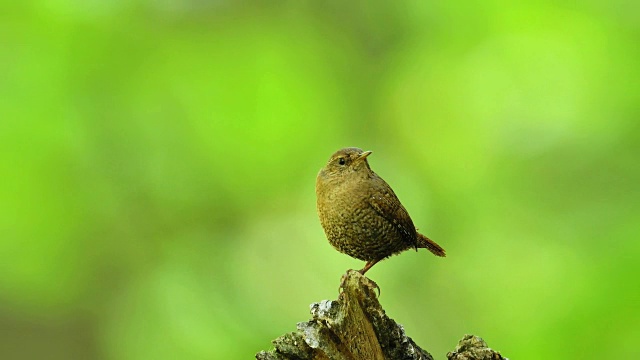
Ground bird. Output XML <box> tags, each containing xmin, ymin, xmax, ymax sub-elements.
<box><xmin>316</xmin><ymin>147</ymin><xmax>445</xmax><ymax>275</ymax></box>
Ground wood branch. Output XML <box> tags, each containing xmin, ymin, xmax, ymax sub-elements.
<box><xmin>447</xmin><ymin>335</ymin><xmax>506</xmax><ymax>360</ymax></box>
<box><xmin>256</xmin><ymin>270</ymin><xmax>507</xmax><ymax>360</ymax></box>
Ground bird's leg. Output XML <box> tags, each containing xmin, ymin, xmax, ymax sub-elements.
<box><xmin>358</xmin><ymin>259</ymin><xmax>380</xmax><ymax>275</ymax></box>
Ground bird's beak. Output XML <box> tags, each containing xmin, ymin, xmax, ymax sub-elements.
<box><xmin>357</xmin><ymin>151</ymin><xmax>372</xmax><ymax>161</ymax></box>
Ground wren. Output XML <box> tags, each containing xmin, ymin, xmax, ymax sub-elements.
<box><xmin>316</xmin><ymin>147</ymin><xmax>445</xmax><ymax>275</ymax></box>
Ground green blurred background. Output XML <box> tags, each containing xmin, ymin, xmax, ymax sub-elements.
<box><xmin>2</xmin><ymin>1</ymin><xmax>639</xmax><ymax>359</ymax></box>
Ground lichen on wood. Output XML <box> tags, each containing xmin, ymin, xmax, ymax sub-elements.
<box><xmin>256</xmin><ymin>270</ymin><xmax>506</xmax><ymax>360</ymax></box>
<box><xmin>256</xmin><ymin>270</ymin><xmax>432</xmax><ymax>359</ymax></box>
<box><xmin>446</xmin><ymin>334</ymin><xmax>507</xmax><ymax>360</ymax></box>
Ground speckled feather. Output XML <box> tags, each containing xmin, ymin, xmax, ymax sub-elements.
<box><xmin>316</xmin><ymin>147</ymin><xmax>445</xmax><ymax>269</ymax></box>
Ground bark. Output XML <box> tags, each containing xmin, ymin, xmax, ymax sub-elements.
<box><xmin>256</xmin><ymin>270</ymin><xmax>507</xmax><ymax>360</ymax></box>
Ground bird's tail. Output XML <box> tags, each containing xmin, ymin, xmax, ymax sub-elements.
<box><xmin>417</xmin><ymin>233</ymin><xmax>446</xmax><ymax>257</ymax></box>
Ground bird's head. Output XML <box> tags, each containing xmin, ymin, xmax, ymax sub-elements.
<box><xmin>319</xmin><ymin>147</ymin><xmax>373</xmax><ymax>179</ymax></box>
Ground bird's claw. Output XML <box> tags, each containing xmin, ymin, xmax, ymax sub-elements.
<box><xmin>338</xmin><ymin>272</ymin><xmax>349</xmax><ymax>295</ymax></box>
<box><xmin>368</xmin><ymin>278</ymin><xmax>381</xmax><ymax>297</ymax></box>
<box><xmin>338</xmin><ymin>270</ymin><xmax>380</xmax><ymax>298</ymax></box>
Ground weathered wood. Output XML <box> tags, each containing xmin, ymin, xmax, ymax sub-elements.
<box><xmin>447</xmin><ymin>334</ymin><xmax>506</xmax><ymax>360</ymax></box>
<box><xmin>256</xmin><ymin>270</ymin><xmax>507</xmax><ymax>360</ymax></box>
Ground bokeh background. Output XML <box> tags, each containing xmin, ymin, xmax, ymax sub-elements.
<box><xmin>2</xmin><ymin>1</ymin><xmax>639</xmax><ymax>359</ymax></box>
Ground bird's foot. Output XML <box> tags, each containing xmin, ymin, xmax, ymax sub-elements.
<box><xmin>338</xmin><ymin>271</ymin><xmax>350</xmax><ymax>294</ymax></box>
<box><xmin>338</xmin><ymin>269</ymin><xmax>380</xmax><ymax>298</ymax></box>
<box><xmin>366</xmin><ymin>277</ymin><xmax>381</xmax><ymax>297</ymax></box>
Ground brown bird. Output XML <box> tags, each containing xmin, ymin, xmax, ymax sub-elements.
<box><xmin>316</xmin><ymin>147</ymin><xmax>445</xmax><ymax>275</ymax></box>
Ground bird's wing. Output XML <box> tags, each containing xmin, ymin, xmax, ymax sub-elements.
<box><xmin>366</xmin><ymin>174</ymin><xmax>418</xmax><ymax>249</ymax></box>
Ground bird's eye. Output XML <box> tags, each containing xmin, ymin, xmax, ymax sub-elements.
<box><xmin>338</xmin><ymin>157</ymin><xmax>346</xmax><ymax>165</ymax></box>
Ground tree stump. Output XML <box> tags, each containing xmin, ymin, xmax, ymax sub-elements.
<box><xmin>256</xmin><ymin>270</ymin><xmax>507</xmax><ymax>360</ymax></box>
